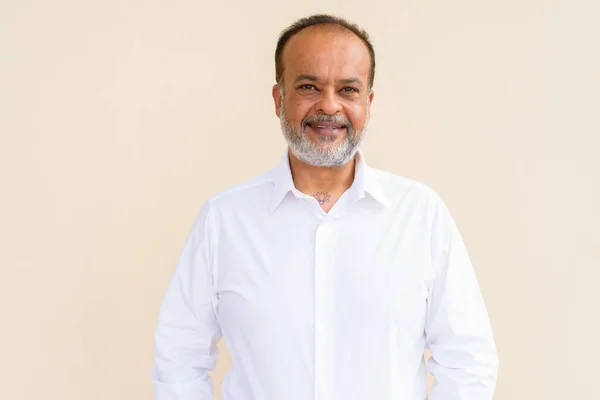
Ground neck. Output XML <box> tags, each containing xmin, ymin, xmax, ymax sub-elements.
<box><xmin>288</xmin><ymin>150</ymin><xmax>357</xmax><ymax>198</ymax></box>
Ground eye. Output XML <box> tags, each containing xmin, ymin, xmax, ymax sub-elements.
<box><xmin>299</xmin><ymin>84</ymin><xmax>317</xmax><ymax>91</ymax></box>
<box><xmin>341</xmin><ymin>87</ymin><xmax>359</xmax><ymax>93</ymax></box>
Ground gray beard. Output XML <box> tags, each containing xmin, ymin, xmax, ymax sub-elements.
<box><xmin>279</xmin><ymin>95</ymin><xmax>368</xmax><ymax>168</ymax></box>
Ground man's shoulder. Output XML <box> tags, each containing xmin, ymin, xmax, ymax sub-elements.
<box><xmin>203</xmin><ymin>167</ymin><xmax>276</xmax><ymax>211</ymax></box>
<box><xmin>368</xmin><ymin>166</ymin><xmax>440</xmax><ymax>205</ymax></box>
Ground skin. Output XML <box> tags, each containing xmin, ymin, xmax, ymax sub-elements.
<box><xmin>272</xmin><ymin>25</ymin><xmax>374</xmax><ymax>213</ymax></box>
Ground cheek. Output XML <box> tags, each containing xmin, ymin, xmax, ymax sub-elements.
<box><xmin>346</xmin><ymin>105</ymin><xmax>368</xmax><ymax>128</ymax></box>
<box><xmin>286</xmin><ymin>99</ymin><xmax>313</xmax><ymax>123</ymax></box>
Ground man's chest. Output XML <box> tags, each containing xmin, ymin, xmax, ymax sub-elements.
<box><xmin>212</xmin><ymin>209</ymin><xmax>432</xmax><ymax>338</ymax></box>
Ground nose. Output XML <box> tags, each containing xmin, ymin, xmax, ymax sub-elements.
<box><xmin>315</xmin><ymin>88</ymin><xmax>342</xmax><ymax>115</ymax></box>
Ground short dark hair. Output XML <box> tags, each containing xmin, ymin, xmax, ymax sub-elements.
<box><xmin>275</xmin><ymin>14</ymin><xmax>376</xmax><ymax>90</ymax></box>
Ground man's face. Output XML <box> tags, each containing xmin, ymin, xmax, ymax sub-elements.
<box><xmin>273</xmin><ymin>26</ymin><xmax>374</xmax><ymax>167</ymax></box>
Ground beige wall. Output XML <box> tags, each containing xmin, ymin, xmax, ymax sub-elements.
<box><xmin>1</xmin><ymin>1</ymin><xmax>599</xmax><ymax>399</ymax></box>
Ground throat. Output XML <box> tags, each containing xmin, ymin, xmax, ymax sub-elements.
<box><xmin>313</xmin><ymin>191</ymin><xmax>332</xmax><ymax>206</ymax></box>
<box><xmin>287</xmin><ymin>150</ymin><xmax>357</xmax><ymax>211</ymax></box>
<box><xmin>313</xmin><ymin>191</ymin><xmax>339</xmax><ymax>213</ymax></box>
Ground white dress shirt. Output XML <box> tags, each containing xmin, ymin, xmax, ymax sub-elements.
<box><xmin>151</xmin><ymin>149</ymin><xmax>498</xmax><ymax>400</ymax></box>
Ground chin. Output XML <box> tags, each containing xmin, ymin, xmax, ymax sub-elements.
<box><xmin>309</xmin><ymin>132</ymin><xmax>343</xmax><ymax>144</ymax></box>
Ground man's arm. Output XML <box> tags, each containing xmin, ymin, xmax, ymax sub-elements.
<box><xmin>425</xmin><ymin>194</ymin><xmax>499</xmax><ymax>399</ymax></box>
<box><xmin>151</xmin><ymin>202</ymin><xmax>222</xmax><ymax>399</ymax></box>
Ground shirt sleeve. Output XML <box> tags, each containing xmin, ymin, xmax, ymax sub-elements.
<box><xmin>425</xmin><ymin>194</ymin><xmax>499</xmax><ymax>399</ymax></box>
<box><xmin>151</xmin><ymin>202</ymin><xmax>222</xmax><ymax>400</ymax></box>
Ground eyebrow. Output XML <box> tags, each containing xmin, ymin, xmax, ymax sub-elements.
<box><xmin>294</xmin><ymin>74</ymin><xmax>318</xmax><ymax>83</ymax></box>
<box><xmin>293</xmin><ymin>75</ymin><xmax>364</xmax><ymax>88</ymax></box>
<box><xmin>339</xmin><ymin>77</ymin><xmax>364</xmax><ymax>88</ymax></box>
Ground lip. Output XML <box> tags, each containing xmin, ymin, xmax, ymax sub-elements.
<box><xmin>307</xmin><ymin>123</ymin><xmax>346</xmax><ymax>136</ymax></box>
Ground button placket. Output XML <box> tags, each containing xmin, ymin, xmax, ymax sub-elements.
<box><xmin>314</xmin><ymin>218</ymin><xmax>337</xmax><ymax>400</ymax></box>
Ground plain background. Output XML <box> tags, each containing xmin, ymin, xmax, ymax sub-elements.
<box><xmin>1</xmin><ymin>0</ymin><xmax>599</xmax><ymax>399</ymax></box>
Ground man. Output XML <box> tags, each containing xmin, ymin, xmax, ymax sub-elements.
<box><xmin>151</xmin><ymin>14</ymin><xmax>498</xmax><ymax>400</ymax></box>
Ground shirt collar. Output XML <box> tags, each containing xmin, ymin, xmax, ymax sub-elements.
<box><xmin>269</xmin><ymin>148</ymin><xmax>390</xmax><ymax>213</ymax></box>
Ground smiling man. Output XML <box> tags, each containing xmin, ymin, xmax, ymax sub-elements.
<box><xmin>151</xmin><ymin>14</ymin><xmax>498</xmax><ymax>400</ymax></box>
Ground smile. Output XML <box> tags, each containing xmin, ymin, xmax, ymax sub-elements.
<box><xmin>307</xmin><ymin>124</ymin><xmax>346</xmax><ymax>136</ymax></box>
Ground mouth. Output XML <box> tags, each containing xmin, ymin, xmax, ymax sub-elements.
<box><xmin>306</xmin><ymin>123</ymin><xmax>347</xmax><ymax>136</ymax></box>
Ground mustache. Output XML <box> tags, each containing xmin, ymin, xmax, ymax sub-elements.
<box><xmin>301</xmin><ymin>114</ymin><xmax>352</xmax><ymax>131</ymax></box>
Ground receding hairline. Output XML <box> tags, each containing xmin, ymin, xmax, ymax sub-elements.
<box><xmin>274</xmin><ymin>15</ymin><xmax>376</xmax><ymax>89</ymax></box>
<box><xmin>278</xmin><ymin>24</ymin><xmax>372</xmax><ymax>86</ymax></box>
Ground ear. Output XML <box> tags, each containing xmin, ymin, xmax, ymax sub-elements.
<box><xmin>272</xmin><ymin>84</ymin><xmax>283</xmax><ymax>118</ymax></box>
<box><xmin>367</xmin><ymin>90</ymin><xmax>375</xmax><ymax>119</ymax></box>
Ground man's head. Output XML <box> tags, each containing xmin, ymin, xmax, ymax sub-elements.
<box><xmin>272</xmin><ymin>15</ymin><xmax>376</xmax><ymax>167</ymax></box>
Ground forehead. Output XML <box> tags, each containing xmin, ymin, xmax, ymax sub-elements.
<box><xmin>282</xmin><ymin>26</ymin><xmax>371</xmax><ymax>82</ymax></box>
